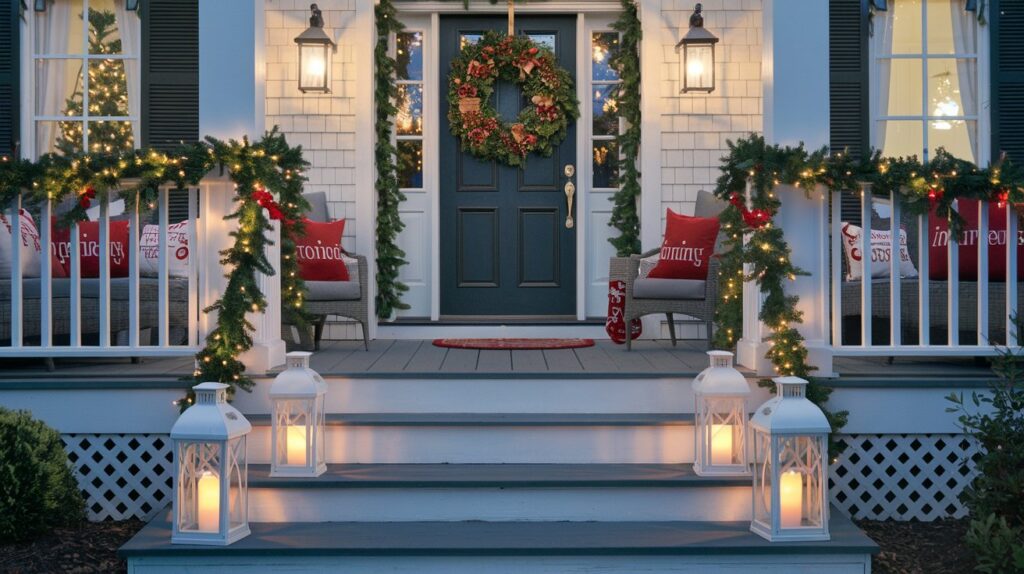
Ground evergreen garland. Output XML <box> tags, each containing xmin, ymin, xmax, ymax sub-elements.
<box><xmin>374</xmin><ymin>0</ymin><xmax>411</xmax><ymax>320</ymax></box>
<box><xmin>608</xmin><ymin>0</ymin><xmax>642</xmax><ymax>257</ymax></box>
<box><xmin>0</xmin><ymin>129</ymin><xmax>310</xmax><ymax>408</ymax></box>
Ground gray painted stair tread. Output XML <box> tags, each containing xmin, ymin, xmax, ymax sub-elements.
<box><xmin>476</xmin><ymin>350</ymin><xmax>513</xmax><ymax>372</ymax></box>
<box><xmin>367</xmin><ymin>340</ymin><xmax>422</xmax><ymax>372</ymax></box>
<box><xmin>244</xmin><ymin>412</ymin><xmax>696</xmax><ymax>426</ymax></box>
<box><xmin>121</xmin><ymin>514</ymin><xmax>878</xmax><ymax>557</ymax></box>
<box><xmin>247</xmin><ymin>463</ymin><xmax>749</xmax><ymax>488</ymax></box>
<box><xmin>542</xmin><ymin>348</ymin><xmax>584</xmax><ymax>371</ymax></box>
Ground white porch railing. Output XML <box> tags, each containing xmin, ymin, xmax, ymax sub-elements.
<box><xmin>0</xmin><ymin>174</ymin><xmax>284</xmax><ymax>368</ymax></box>
<box><xmin>737</xmin><ymin>183</ymin><xmax>1021</xmax><ymax>376</ymax></box>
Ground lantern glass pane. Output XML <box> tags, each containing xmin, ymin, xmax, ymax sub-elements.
<box><xmin>684</xmin><ymin>44</ymin><xmax>713</xmax><ymax>91</ymax></box>
<box><xmin>776</xmin><ymin>435</ymin><xmax>825</xmax><ymax>529</ymax></box>
<box><xmin>227</xmin><ymin>436</ymin><xmax>247</xmax><ymax>530</ymax></box>
<box><xmin>752</xmin><ymin>430</ymin><xmax>772</xmax><ymax>528</ymax></box>
<box><xmin>300</xmin><ymin>44</ymin><xmax>328</xmax><ymax>91</ymax></box>
<box><xmin>705</xmin><ymin>397</ymin><xmax>744</xmax><ymax>466</ymax></box>
<box><xmin>176</xmin><ymin>441</ymin><xmax>222</xmax><ymax>534</ymax></box>
<box><xmin>274</xmin><ymin>399</ymin><xmax>312</xmax><ymax>467</ymax></box>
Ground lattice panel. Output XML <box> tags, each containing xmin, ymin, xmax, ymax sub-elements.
<box><xmin>829</xmin><ymin>434</ymin><xmax>981</xmax><ymax>521</ymax></box>
<box><xmin>62</xmin><ymin>434</ymin><xmax>174</xmax><ymax>521</ymax></box>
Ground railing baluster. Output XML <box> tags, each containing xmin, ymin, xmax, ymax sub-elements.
<box><xmin>98</xmin><ymin>194</ymin><xmax>111</xmax><ymax>347</ymax></box>
<box><xmin>977</xmin><ymin>200</ymin><xmax>989</xmax><ymax>344</ymax></box>
<box><xmin>948</xmin><ymin>200</ymin><xmax>960</xmax><ymax>346</ymax></box>
<box><xmin>9</xmin><ymin>197</ymin><xmax>22</xmax><ymax>347</ymax></box>
<box><xmin>40</xmin><ymin>199</ymin><xmax>52</xmax><ymax>348</ymax></box>
<box><xmin>128</xmin><ymin>191</ymin><xmax>140</xmax><ymax>348</ymax></box>
<box><xmin>187</xmin><ymin>187</ymin><xmax>198</xmax><ymax>347</ymax></box>
<box><xmin>918</xmin><ymin>212</ymin><xmax>930</xmax><ymax>346</ymax></box>
<box><xmin>860</xmin><ymin>183</ymin><xmax>873</xmax><ymax>347</ymax></box>
<box><xmin>831</xmin><ymin>189</ymin><xmax>842</xmax><ymax>346</ymax></box>
<box><xmin>69</xmin><ymin>221</ymin><xmax>81</xmax><ymax>347</ymax></box>
<box><xmin>1008</xmin><ymin>205</ymin><xmax>1018</xmax><ymax>346</ymax></box>
<box><xmin>889</xmin><ymin>192</ymin><xmax>901</xmax><ymax>347</ymax></box>
<box><xmin>158</xmin><ymin>186</ymin><xmax>169</xmax><ymax>347</ymax></box>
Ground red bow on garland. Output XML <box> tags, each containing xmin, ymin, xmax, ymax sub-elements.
<box><xmin>252</xmin><ymin>189</ymin><xmax>285</xmax><ymax>221</ymax></box>
<box><xmin>78</xmin><ymin>187</ymin><xmax>97</xmax><ymax>210</ymax></box>
<box><xmin>729</xmin><ymin>192</ymin><xmax>772</xmax><ymax>229</ymax></box>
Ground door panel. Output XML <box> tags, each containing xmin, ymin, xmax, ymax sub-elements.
<box><xmin>440</xmin><ymin>15</ymin><xmax>577</xmax><ymax>317</ymax></box>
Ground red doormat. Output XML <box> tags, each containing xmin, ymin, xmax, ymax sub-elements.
<box><xmin>432</xmin><ymin>338</ymin><xmax>595</xmax><ymax>350</ymax></box>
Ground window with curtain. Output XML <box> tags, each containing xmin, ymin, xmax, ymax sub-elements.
<box><xmin>32</xmin><ymin>0</ymin><xmax>140</xmax><ymax>158</ymax></box>
<box><xmin>872</xmin><ymin>0</ymin><xmax>979</xmax><ymax>163</ymax></box>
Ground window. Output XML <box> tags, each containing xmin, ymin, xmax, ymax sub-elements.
<box><xmin>591</xmin><ymin>31</ymin><xmax>621</xmax><ymax>189</ymax></box>
<box><xmin>395</xmin><ymin>31</ymin><xmax>424</xmax><ymax>189</ymax></box>
<box><xmin>32</xmin><ymin>0</ymin><xmax>140</xmax><ymax>157</ymax></box>
<box><xmin>872</xmin><ymin>0</ymin><xmax>981</xmax><ymax>163</ymax></box>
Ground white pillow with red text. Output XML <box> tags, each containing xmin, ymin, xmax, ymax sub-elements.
<box><xmin>140</xmin><ymin>220</ymin><xmax>190</xmax><ymax>278</ymax></box>
<box><xmin>0</xmin><ymin>210</ymin><xmax>42</xmax><ymax>278</ymax></box>
<box><xmin>840</xmin><ymin>222</ymin><xmax>918</xmax><ymax>281</ymax></box>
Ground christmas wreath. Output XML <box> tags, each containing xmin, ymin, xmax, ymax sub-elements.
<box><xmin>448</xmin><ymin>32</ymin><xmax>579</xmax><ymax>167</ymax></box>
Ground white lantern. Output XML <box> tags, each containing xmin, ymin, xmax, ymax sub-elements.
<box><xmin>171</xmin><ymin>383</ymin><xmax>251</xmax><ymax>546</ymax></box>
<box><xmin>269</xmin><ymin>352</ymin><xmax>327</xmax><ymax>477</ymax></box>
<box><xmin>692</xmin><ymin>350</ymin><xmax>750</xmax><ymax>476</ymax></box>
<box><xmin>749</xmin><ymin>376</ymin><xmax>831</xmax><ymax>542</ymax></box>
<box><xmin>675</xmin><ymin>3</ymin><xmax>718</xmax><ymax>93</ymax></box>
<box><xmin>295</xmin><ymin>4</ymin><xmax>335</xmax><ymax>93</ymax></box>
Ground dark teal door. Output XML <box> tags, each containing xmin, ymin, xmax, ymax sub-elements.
<box><xmin>440</xmin><ymin>16</ymin><xmax>577</xmax><ymax>318</ymax></box>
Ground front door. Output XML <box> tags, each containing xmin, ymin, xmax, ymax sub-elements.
<box><xmin>440</xmin><ymin>15</ymin><xmax>577</xmax><ymax>318</ymax></box>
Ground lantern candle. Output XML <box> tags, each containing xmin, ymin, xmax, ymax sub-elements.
<box><xmin>286</xmin><ymin>425</ymin><xmax>307</xmax><ymax>466</ymax></box>
<box><xmin>710</xmin><ymin>424</ymin><xmax>734</xmax><ymax>465</ymax></box>
<box><xmin>196</xmin><ymin>471</ymin><xmax>220</xmax><ymax>533</ymax></box>
<box><xmin>780</xmin><ymin>470</ymin><xmax>803</xmax><ymax>528</ymax></box>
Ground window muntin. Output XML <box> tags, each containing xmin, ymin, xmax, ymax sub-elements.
<box><xmin>32</xmin><ymin>0</ymin><xmax>140</xmax><ymax>157</ymax></box>
<box><xmin>873</xmin><ymin>0</ymin><xmax>979</xmax><ymax>163</ymax></box>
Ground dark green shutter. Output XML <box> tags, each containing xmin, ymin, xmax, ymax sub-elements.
<box><xmin>831</xmin><ymin>0</ymin><xmax>869</xmax><ymax>225</ymax></box>
<box><xmin>992</xmin><ymin>0</ymin><xmax>1024</xmax><ymax>164</ymax></box>
<box><xmin>141</xmin><ymin>0</ymin><xmax>199</xmax><ymax>222</ymax></box>
<box><xmin>0</xmin><ymin>1</ymin><xmax>19</xmax><ymax>157</ymax></box>
<box><xmin>141</xmin><ymin>0</ymin><xmax>199</xmax><ymax>151</ymax></box>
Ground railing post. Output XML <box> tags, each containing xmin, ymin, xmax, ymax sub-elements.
<box><xmin>736</xmin><ymin>181</ymin><xmax>774</xmax><ymax>376</ymax></box>
<box><xmin>240</xmin><ymin>216</ymin><xmax>286</xmax><ymax>373</ymax></box>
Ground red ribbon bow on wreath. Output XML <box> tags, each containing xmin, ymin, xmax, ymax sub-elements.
<box><xmin>253</xmin><ymin>188</ymin><xmax>285</xmax><ymax>222</ymax></box>
<box><xmin>729</xmin><ymin>192</ymin><xmax>772</xmax><ymax>229</ymax></box>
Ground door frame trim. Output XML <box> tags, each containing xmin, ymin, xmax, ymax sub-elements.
<box><xmin>397</xmin><ymin>6</ymin><xmax>621</xmax><ymax>321</ymax></box>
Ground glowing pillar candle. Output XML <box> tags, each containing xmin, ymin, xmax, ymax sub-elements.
<box><xmin>197</xmin><ymin>471</ymin><xmax>220</xmax><ymax>533</ymax></box>
<box><xmin>286</xmin><ymin>425</ymin><xmax>307</xmax><ymax>466</ymax></box>
<box><xmin>780</xmin><ymin>470</ymin><xmax>803</xmax><ymax>528</ymax></box>
<box><xmin>710</xmin><ymin>424</ymin><xmax>734</xmax><ymax>465</ymax></box>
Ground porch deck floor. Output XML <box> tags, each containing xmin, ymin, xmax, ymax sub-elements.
<box><xmin>0</xmin><ymin>339</ymin><xmax>996</xmax><ymax>382</ymax></box>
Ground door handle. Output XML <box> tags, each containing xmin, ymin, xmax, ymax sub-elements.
<box><xmin>564</xmin><ymin>181</ymin><xmax>576</xmax><ymax>229</ymax></box>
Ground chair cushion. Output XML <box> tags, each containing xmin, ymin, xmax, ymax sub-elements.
<box><xmin>302</xmin><ymin>191</ymin><xmax>330</xmax><ymax>223</ymax></box>
<box><xmin>304</xmin><ymin>280</ymin><xmax>361</xmax><ymax>301</ymax></box>
<box><xmin>633</xmin><ymin>277</ymin><xmax>705</xmax><ymax>299</ymax></box>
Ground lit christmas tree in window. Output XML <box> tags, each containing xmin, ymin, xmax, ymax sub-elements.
<box><xmin>58</xmin><ymin>8</ymin><xmax>134</xmax><ymax>155</ymax></box>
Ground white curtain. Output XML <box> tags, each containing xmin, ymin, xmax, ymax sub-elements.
<box><xmin>36</xmin><ymin>1</ymin><xmax>72</xmax><ymax>156</ymax></box>
<box><xmin>114</xmin><ymin>1</ymin><xmax>141</xmax><ymax>147</ymax></box>
<box><xmin>950</xmin><ymin>1</ymin><xmax>978</xmax><ymax>162</ymax></box>
<box><xmin>872</xmin><ymin>3</ymin><xmax>897</xmax><ymax>154</ymax></box>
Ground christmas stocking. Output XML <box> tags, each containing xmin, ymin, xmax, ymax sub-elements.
<box><xmin>605</xmin><ymin>280</ymin><xmax>642</xmax><ymax>344</ymax></box>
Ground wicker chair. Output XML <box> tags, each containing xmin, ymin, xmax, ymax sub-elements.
<box><xmin>296</xmin><ymin>253</ymin><xmax>370</xmax><ymax>351</ymax></box>
<box><xmin>609</xmin><ymin>248</ymin><xmax>719</xmax><ymax>350</ymax></box>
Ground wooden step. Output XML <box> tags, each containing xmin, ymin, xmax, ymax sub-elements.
<box><xmin>245</xmin><ymin>463</ymin><xmax>751</xmax><ymax>522</ymax></box>
<box><xmin>121</xmin><ymin>513</ymin><xmax>878</xmax><ymax>574</ymax></box>
<box><xmin>244</xmin><ymin>413</ymin><xmax>702</xmax><ymax>464</ymax></box>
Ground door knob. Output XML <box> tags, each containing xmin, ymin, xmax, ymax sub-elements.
<box><xmin>564</xmin><ymin>164</ymin><xmax>575</xmax><ymax>178</ymax></box>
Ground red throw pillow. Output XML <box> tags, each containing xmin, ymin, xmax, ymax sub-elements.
<box><xmin>928</xmin><ymin>202</ymin><xmax>1024</xmax><ymax>281</ymax></box>
<box><xmin>294</xmin><ymin>219</ymin><xmax>350</xmax><ymax>281</ymax></box>
<box><xmin>51</xmin><ymin>219</ymin><xmax>130</xmax><ymax>278</ymax></box>
<box><xmin>647</xmin><ymin>209</ymin><xmax>720</xmax><ymax>280</ymax></box>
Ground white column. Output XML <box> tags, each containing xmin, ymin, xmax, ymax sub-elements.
<box><xmin>757</xmin><ymin>0</ymin><xmax>834</xmax><ymax>375</ymax></box>
<box><xmin>736</xmin><ymin>185</ymin><xmax>774</xmax><ymax>376</ymax></box>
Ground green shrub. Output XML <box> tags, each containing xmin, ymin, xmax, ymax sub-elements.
<box><xmin>0</xmin><ymin>407</ymin><xmax>85</xmax><ymax>544</ymax></box>
<box><xmin>947</xmin><ymin>342</ymin><xmax>1024</xmax><ymax>572</ymax></box>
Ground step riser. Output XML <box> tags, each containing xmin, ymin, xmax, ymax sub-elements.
<box><xmin>247</xmin><ymin>425</ymin><xmax>696</xmax><ymax>464</ymax></box>
<box><xmin>231</xmin><ymin>378</ymin><xmax>765</xmax><ymax>415</ymax></box>
<box><xmin>127</xmin><ymin>554</ymin><xmax>872</xmax><ymax>574</ymax></box>
<box><xmin>247</xmin><ymin>486</ymin><xmax>751</xmax><ymax>522</ymax></box>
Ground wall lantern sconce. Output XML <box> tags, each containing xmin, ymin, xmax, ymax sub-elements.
<box><xmin>692</xmin><ymin>351</ymin><xmax>751</xmax><ymax>477</ymax></box>
<box><xmin>295</xmin><ymin>3</ymin><xmax>335</xmax><ymax>93</ymax></box>
<box><xmin>269</xmin><ymin>352</ymin><xmax>328</xmax><ymax>478</ymax></box>
<box><xmin>750</xmin><ymin>376</ymin><xmax>831</xmax><ymax>542</ymax></box>
<box><xmin>675</xmin><ymin>3</ymin><xmax>718</xmax><ymax>93</ymax></box>
<box><xmin>170</xmin><ymin>383</ymin><xmax>252</xmax><ymax>546</ymax></box>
